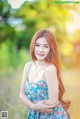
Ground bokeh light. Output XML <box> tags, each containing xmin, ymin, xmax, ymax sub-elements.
<box><xmin>8</xmin><ymin>0</ymin><xmax>25</xmax><ymax>9</ymax></box>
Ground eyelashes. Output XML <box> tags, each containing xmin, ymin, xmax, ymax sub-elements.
<box><xmin>35</xmin><ymin>44</ymin><xmax>39</xmax><ymax>46</ymax></box>
<box><xmin>35</xmin><ymin>44</ymin><xmax>49</xmax><ymax>48</ymax></box>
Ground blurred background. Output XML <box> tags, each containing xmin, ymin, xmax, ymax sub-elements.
<box><xmin>0</xmin><ymin>0</ymin><xmax>80</xmax><ymax>119</ymax></box>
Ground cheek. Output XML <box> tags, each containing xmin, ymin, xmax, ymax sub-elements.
<box><xmin>45</xmin><ymin>48</ymin><xmax>50</xmax><ymax>54</ymax></box>
<box><xmin>34</xmin><ymin>47</ymin><xmax>37</xmax><ymax>52</ymax></box>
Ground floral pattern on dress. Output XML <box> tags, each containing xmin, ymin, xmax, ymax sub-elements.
<box><xmin>25</xmin><ymin>80</ymin><xmax>71</xmax><ymax>119</ymax></box>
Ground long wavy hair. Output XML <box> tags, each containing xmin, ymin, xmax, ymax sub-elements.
<box><xmin>30</xmin><ymin>29</ymin><xmax>71</xmax><ymax>110</ymax></box>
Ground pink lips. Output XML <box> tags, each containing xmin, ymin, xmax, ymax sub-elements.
<box><xmin>36</xmin><ymin>53</ymin><xmax>44</xmax><ymax>56</ymax></box>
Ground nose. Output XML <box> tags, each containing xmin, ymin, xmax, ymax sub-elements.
<box><xmin>39</xmin><ymin>46</ymin><xmax>43</xmax><ymax>52</ymax></box>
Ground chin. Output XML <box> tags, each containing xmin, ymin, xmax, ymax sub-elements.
<box><xmin>36</xmin><ymin>57</ymin><xmax>45</xmax><ymax>61</ymax></box>
<box><xmin>35</xmin><ymin>55</ymin><xmax>46</xmax><ymax>60</ymax></box>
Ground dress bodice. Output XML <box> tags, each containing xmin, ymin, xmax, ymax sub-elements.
<box><xmin>25</xmin><ymin>80</ymin><xmax>48</xmax><ymax>102</ymax></box>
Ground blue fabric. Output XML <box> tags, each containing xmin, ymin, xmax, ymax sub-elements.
<box><xmin>25</xmin><ymin>80</ymin><xmax>71</xmax><ymax>119</ymax></box>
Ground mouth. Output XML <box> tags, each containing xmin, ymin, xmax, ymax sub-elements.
<box><xmin>36</xmin><ymin>53</ymin><xmax>45</xmax><ymax>56</ymax></box>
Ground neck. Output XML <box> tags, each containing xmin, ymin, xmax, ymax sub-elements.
<box><xmin>35</xmin><ymin>60</ymin><xmax>47</xmax><ymax>67</ymax></box>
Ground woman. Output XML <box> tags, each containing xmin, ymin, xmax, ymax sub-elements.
<box><xmin>20</xmin><ymin>29</ymin><xmax>71</xmax><ymax>119</ymax></box>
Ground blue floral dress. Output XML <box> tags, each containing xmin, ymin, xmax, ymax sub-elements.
<box><xmin>25</xmin><ymin>79</ymin><xmax>71</xmax><ymax>119</ymax></box>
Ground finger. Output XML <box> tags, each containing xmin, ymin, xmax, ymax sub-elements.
<box><xmin>36</xmin><ymin>108</ymin><xmax>52</xmax><ymax>112</ymax></box>
<box><xmin>45</xmin><ymin>109</ymin><xmax>53</xmax><ymax>114</ymax></box>
<box><xmin>42</xmin><ymin>100</ymin><xmax>47</xmax><ymax>103</ymax></box>
<box><xmin>49</xmin><ymin>103</ymin><xmax>58</xmax><ymax>108</ymax></box>
<box><xmin>41</xmin><ymin>110</ymin><xmax>53</xmax><ymax>114</ymax></box>
<box><xmin>45</xmin><ymin>104</ymin><xmax>56</xmax><ymax>109</ymax></box>
<box><xmin>46</xmin><ymin>109</ymin><xmax>53</xmax><ymax>112</ymax></box>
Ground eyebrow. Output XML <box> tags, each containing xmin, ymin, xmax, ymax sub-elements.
<box><xmin>35</xmin><ymin>43</ymin><xmax>49</xmax><ymax>46</ymax></box>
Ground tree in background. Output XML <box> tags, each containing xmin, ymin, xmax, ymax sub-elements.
<box><xmin>0</xmin><ymin>0</ymin><xmax>80</xmax><ymax>70</ymax></box>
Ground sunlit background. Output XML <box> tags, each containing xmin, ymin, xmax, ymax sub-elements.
<box><xmin>0</xmin><ymin>0</ymin><xmax>80</xmax><ymax>119</ymax></box>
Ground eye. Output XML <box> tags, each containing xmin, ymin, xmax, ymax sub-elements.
<box><xmin>44</xmin><ymin>45</ymin><xmax>49</xmax><ymax>48</ymax></box>
<box><xmin>35</xmin><ymin>44</ymin><xmax>40</xmax><ymax>46</ymax></box>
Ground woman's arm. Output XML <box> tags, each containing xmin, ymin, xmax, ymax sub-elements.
<box><xmin>20</xmin><ymin>61</ymin><xmax>55</xmax><ymax>114</ymax></box>
<box><xmin>20</xmin><ymin>61</ymin><xmax>34</xmax><ymax>109</ymax></box>
<box><xmin>44</xmin><ymin>64</ymin><xmax>59</xmax><ymax>106</ymax></box>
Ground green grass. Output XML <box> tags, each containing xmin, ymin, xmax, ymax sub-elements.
<box><xmin>0</xmin><ymin>66</ymin><xmax>80</xmax><ymax>119</ymax></box>
<box><xmin>0</xmin><ymin>67</ymin><xmax>27</xmax><ymax>119</ymax></box>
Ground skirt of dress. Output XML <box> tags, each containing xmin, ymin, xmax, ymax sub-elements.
<box><xmin>25</xmin><ymin>80</ymin><xmax>71</xmax><ymax>119</ymax></box>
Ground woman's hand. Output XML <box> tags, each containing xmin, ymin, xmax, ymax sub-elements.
<box><xmin>31</xmin><ymin>100</ymin><xmax>56</xmax><ymax>114</ymax></box>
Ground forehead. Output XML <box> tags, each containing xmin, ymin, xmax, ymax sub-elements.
<box><xmin>35</xmin><ymin>37</ymin><xmax>48</xmax><ymax>44</ymax></box>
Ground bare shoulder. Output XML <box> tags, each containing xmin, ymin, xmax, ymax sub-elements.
<box><xmin>24</xmin><ymin>61</ymin><xmax>33</xmax><ymax>67</ymax></box>
<box><xmin>24</xmin><ymin>61</ymin><xmax>33</xmax><ymax>71</ymax></box>
<box><xmin>46</xmin><ymin>64</ymin><xmax>57</xmax><ymax>73</ymax></box>
<box><xmin>44</xmin><ymin>64</ymin><xmax>58</xmax><ymax>82</ymax></box>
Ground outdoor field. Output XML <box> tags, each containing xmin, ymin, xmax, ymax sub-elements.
<box><xmin>0</xmin><ymin>66</ymin><xmax>80</xmax><ymax>119</ymax></box>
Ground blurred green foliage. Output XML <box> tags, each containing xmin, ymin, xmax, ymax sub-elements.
<box><xmin>0</xmin><ymin>40</ymin><xmax>30</xmax><ymax>75</ymax></box>
<box><xmin>0</xmin><ymin>0</ymin><xmax>80</xmax><ymax>71</ymax></box>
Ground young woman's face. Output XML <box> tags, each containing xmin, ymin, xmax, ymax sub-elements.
<box><xmin>34</xmin><ymin>37</ymin><xmax>50</xmax><ymax>61</ymax></box>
